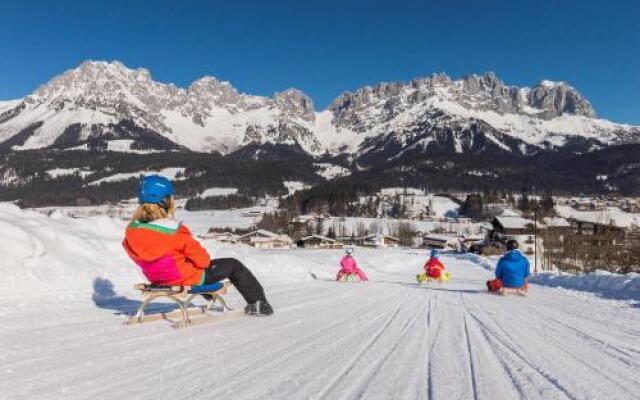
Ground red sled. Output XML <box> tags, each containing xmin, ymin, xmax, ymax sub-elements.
<box><xmin>486</xmin><ymin>278</ymin><xmax>502</xmax><ymax>292</ymax></box>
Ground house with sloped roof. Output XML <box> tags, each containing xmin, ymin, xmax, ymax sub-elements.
<box><xmin>490</xmin><ymin>216</ymin><xmax>539</xmax><ymax>255</ymax></box>
<box><xmin>296</xmin><ymin>235</ymin><xmax>344</xmax><ymax>249</ymax></box>
<box><xmin>239</xmin><ymin>230</ymin><xmax>293</xmax><ymax>249</ymax></box>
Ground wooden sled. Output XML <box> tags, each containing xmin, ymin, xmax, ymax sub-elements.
<box><xmin>126</xmin><ymin>281</ymin><xmax>240</xmax><ymax>328</ymax></box>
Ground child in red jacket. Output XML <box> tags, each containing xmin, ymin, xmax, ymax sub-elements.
<box><xmin>417</xmin><ymin>249</ymin><xmax>450</xmax><ymax>283</ymax></box>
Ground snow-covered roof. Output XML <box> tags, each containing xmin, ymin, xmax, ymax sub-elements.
<box><xmin>494</xmin><ymin>216</ymin><xmax>535</xmax><ymax>230</ymax></box>
<box><xmin>543</xmin><ymin>217</ymin><xmax>571</xmax><ymax>228</ymax></box>
<box><xmin>499</xmin><ymin>208</ymin><xmax>523</xmax><ymax>217</ymax></box>
<box><xmin>555</xmin><ymin>205</ymin><xmax>640</xmax><ymax>229</ymax></box>
<box><xmin>299</xmin><ymin>235</ymin><xmax>337</xmax><ymax>243</ymax></box>
<box><xmin>423</xmin><ymin>234</ymin><xmax>457</xmax><ymax>242</ymax></box>
<box><xmin>364</xmin><ymin>234</ymin><xmax>400</xmax><ymax>241</ymax></box>
<box><xmin>242</xmin><ymin>229</ymin><xmax>290</xmax><ymax>239</ymax></box>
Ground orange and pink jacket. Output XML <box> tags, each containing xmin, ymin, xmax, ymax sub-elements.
<box><xmin>123</xmin><ymin>219</ymin><xmax>211</xmax><ymax>286</ymax></box>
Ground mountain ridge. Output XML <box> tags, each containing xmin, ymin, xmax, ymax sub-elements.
<box><xmin>0</xmin><ymin>60</ymin><xmax>638</xmax><ymax>160</ymax></box>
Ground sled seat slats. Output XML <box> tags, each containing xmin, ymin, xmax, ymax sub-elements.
<box><xmin>127</xmin><ymin>280</ymin><xmax>233</xmax><ymax>328</ymax></box>
<box><xmin>134</xmin><ymin>281</ymin><xmax>226</xmax><ymax>294</ymax></box>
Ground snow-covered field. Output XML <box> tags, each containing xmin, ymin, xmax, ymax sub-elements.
<box><xmin>1</xmin><ymin>203</ymin><xmax>640</xmax><ymax>399</ymax></box>
<box><xmin>87</xmin><ymin>167</ymin><xmax>187</xmax><ymax>185</ymax></box>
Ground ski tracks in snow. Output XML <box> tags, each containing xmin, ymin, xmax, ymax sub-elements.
<box><xmin>2</xmin><ymin>257</ymin><xmax>640</xmax><ymax>400</ymax></box>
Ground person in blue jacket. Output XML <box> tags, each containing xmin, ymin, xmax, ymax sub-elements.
<box><xmin>495</xmin><ymin>240</ymin><xmax>530</xmax><ymax>290</ymax></box>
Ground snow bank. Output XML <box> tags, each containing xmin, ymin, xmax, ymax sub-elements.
<box><xmin>531</xmin><ymin>271</ymin><xmax>640</xmax><ymax>298</ymax></box>
<box><xmin>0</xmin><ymin>203</ymin><xmax>134</xmax><ymax>297</ymax></box>
<box><xmin>452</xmin><ymin>253</ymin><xmax>499</xmax><ymax>271</ymax></box>
<box><xmin>459</xmin><ymin>249</ymin><xmax>640</xmax><ymax>299</ymax></box>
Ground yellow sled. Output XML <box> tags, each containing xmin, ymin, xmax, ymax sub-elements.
<box><xmin>416</xmin><ymin>271</ymin><xmax>451</xmax><ymax>284</ymax></box>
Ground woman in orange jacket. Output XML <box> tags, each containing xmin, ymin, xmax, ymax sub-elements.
<box><xmin>122</xmin><ymin>175</ymin><xmax>273</xmax><ymax>316</ymax></box>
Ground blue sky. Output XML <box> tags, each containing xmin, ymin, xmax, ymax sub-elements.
<box><xmin>1</xmin><ymin>0</ymin><xmax>638</xmax><ymax>123</ymax></box>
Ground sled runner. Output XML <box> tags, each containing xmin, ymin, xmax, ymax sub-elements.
<box><xmin>126</xmin><ymin>280</ymin><xmax>239</xmax><ymax>328</ymax></box>
<box><xmin>487</xmin><ymin>279</ymin><xmax>528</xmax><ymax>296</ymax></box>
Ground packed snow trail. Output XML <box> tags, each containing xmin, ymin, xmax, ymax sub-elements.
<box><xmin>1</xmin><ymin>206</ymin><xmax>639</xmax><ymax>399</ymax></box>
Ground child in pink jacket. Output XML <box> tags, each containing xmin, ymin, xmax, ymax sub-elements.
<box><xmin>336</xmin><ymin>248</ymin><xmax>368</xmax><ymax>281</ymax></box>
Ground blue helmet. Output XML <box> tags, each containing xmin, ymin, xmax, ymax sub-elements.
<box><xmin>138</xmin><ymin>175</ymin><xmax>175</xmax><ymax>204</ymax></box>
<box><xmin>430</xmin><ymin>249</ymin><xmax>440</xmax><ymax>258</ymax></box>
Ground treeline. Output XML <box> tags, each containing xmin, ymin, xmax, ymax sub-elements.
<box><xmin>541</xmin><ymin>227</ymin><xmax>640</xmax><ymax>274</ymax></box>
<box><xmin>280</xmin><ymin>178</ymin><xmax>382</xmax><ymax>216</ymax></box>
<box><xmin>459</xmin><ymin>192</ymin><xmax>555</xmax><ymax>220</ymax></box>
<box><xmin>281</xmin><ymin>145</ymin><xmax>640</xmax><ymax>218</ymax></box>
<box><xmin>0</xmin><ymin>149</ymin><xmax>321</xmax><ymax>207</ymax></box>
<box><xmin>2</xmin><ymin>142</ymin><xmax>639</xmax><ymax>208</ymax></box>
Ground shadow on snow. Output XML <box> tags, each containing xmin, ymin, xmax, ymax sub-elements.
<box><xmin>91</xmin><ymin>277</ymin><xmax>180</xmax><ymax>317</ymax></box>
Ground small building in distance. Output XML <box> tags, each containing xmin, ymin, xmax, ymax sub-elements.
<box><xmin>296</xmin><ymin>235</ymin><xmax>344</xmax><ymax>249</ymax></box>
<box><xmin>568</xmin><ymin>218</ymin><xmax>626</xmax><ymax>246</ymax></box>
<box><xmin>422</xmin><ymin>234</ymin><xmax>460</xmax><ymax>250</ymax></box>
<box><xmin>490</xmin><ymin>215</ymin><xmax>538</xmax><ymax>255</ymax></box>
<box><xmin>200</xmin><ymin>230</ymin><xmax>240</xmax><ymax>244</ymax></box>
<box><xmin>362</xmin><ymin>234</ymin><xmax>400</xmax><ymax>248</ymax></box>
<box><xmin>239</xmin><ymin>230</ymin><xmax>293</xmax><ymax>249</ymax></box>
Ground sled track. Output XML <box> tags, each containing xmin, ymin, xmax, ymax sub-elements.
<box><xmin>460</xmin><ymin>295</ymin><xmax>479</xmax><ymax>400</ymax></box>
<box><xmin>3</xmin><ymin>256</ymin><xmax>640</xmax><ymax>400</ymax></box>
<box><xmin>465</xmin><ymin>305</ymin><xmax>581</xmax><ymax>400</ymax></box>
<box><xmin>314</xmin><ymin>300</ymin><xmax>412</xmax><ymax>399</ymax></box>
<box><xmin>426</xmin><ymin>295</ymin><xmax>434</xmax><ymax>400</ymax></box>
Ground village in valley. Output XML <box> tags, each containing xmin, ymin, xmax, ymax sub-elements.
<box><xmin>37</xmin><ymin>184</ymin><xmax>640</xmax><ymax>276</ymax></box>
<box><xmin>121</xmin><ymin>187</ymin><xmax>640</xmax><ymax>276</ymax></box>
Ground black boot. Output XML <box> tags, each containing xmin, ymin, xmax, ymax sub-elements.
<box><xmin>244</xmin><ymin>298</ymin><xmax>274</xmax><ymax>316</ymax></box>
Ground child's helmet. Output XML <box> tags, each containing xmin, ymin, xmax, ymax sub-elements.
<box><xmin>506</xmin><ymin>240</ymin><xmax>519</xmax><ymax>251</ymax></box>
<box><xmin>345</xmin><ymin>247</ymin><xmax>355</xmax><ymax>255</ymax></box>
<box><xmin>138</xmin><ymin>175</ymin><xmax>175</xmax><ymax>204</ymax></box>
<box><xmin>430</xmin><ymin>249</ymin><xmax>440</xmax><ymax>258</ymax></box>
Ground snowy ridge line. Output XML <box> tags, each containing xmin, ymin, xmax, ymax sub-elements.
<box><xmin>1</xmin><ymin>60</ymin><xmax>639</xmax><ymax>157</ymax></box>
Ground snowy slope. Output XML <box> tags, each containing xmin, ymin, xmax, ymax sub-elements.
<box><xmin>0</xmin><ymin>61</ymin><xmax>637</xmax><ymax>159</ymax></box>
<box><xmin>1</xmin><ymin>204</ymin><xmax>640</xmax><ymax>399</ymax></box>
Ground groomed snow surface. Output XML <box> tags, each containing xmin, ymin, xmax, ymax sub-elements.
<box><xmin>1</xmin><ymin>203</ymin><xmax>640</xmax><ymax>400</ymax></box>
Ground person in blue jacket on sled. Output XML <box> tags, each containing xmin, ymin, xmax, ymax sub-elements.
<box><xmin>487</xmin><ymin>240</ymin><xmax>530</xmax><ymax>295</ymax></box>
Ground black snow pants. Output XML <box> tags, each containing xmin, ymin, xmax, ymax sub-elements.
<box><xmin>203</xmin><ymin>258</ymin><xmax>265</xmax><ymax>304</ymax></box>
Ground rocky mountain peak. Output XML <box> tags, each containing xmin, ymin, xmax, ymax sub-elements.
<box><xmin>273</xmin><ymin>88</ymin><xmax>315</xmax><ymax>122</ymax></box>
<box><xmin>529</xmin><ymin>80</ymin><xmax>596</xmax><ymax>118</ymax></box>
<box><xmin>0</xmin><ymin>61</ymin><xmax>634</xmax><ymax>159</ymax></box>
<box><xmin>187</xmin><ymin>76</ymin><xmax>244</xmax><ymax>109</ymax></box>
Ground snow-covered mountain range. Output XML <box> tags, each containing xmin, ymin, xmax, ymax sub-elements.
<box><xmin>0</xmin><ymin>60</ymin><xmax>638</xmax><ymax>160</ymax></box>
